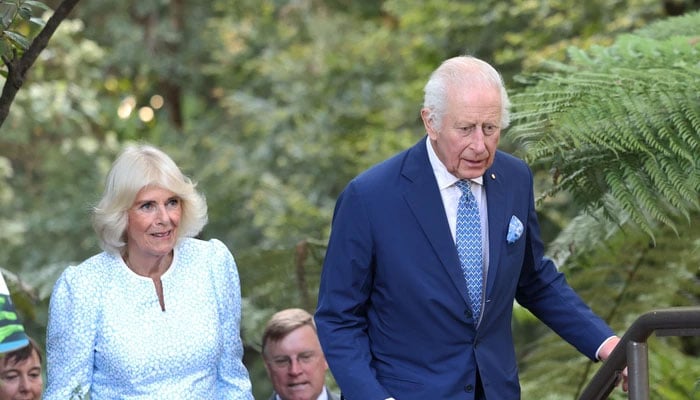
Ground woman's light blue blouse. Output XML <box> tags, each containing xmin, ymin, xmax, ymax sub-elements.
<box><xmin>45</xmin><ymin>238</ymin><xmax>253</xmax><ymax>399</ymax></box>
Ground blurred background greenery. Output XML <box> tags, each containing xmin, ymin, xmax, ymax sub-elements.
<box><xmin>1</xmin><ymin>0</ymin><xmax>699</xmax><ymax>398</ymax></box>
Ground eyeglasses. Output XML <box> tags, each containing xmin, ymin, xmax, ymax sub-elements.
<box><xmin>267</xmin><ymin>351</ymin><xmax>319</xmax><ymax>370</ymax></box>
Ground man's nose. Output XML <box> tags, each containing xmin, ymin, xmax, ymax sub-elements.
<box><xmin>288</xmin><ymin>359</ymin><xmax>303</xmax><ymax>375</ymax></box>
<box><xmin>469</xmin><ymin>129</ymin><xmax>487</xmax><ymax>153</ymax></box>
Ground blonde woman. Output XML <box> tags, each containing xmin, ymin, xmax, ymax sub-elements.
<box><xmin>45</xmin><ymin>144</ymin><xmax>253</xmax><ymax>399</ymax></box>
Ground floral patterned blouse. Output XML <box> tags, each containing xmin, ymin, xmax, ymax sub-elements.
<box><xmin>45</xmin><ymin>238</ymin><xmax>253</xmax><ymax>399</ymax></box>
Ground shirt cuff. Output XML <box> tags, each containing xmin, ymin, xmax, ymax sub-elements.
<box><xmin>595</xmin><ymin>335</ymin><xmax>618</xmax><ymax>360</ymax></box>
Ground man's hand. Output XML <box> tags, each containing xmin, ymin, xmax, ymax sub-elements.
<box><xmin>598</xmin><ymin>336</ymin><xmax>629</xmax><ymax>392</ymax></box>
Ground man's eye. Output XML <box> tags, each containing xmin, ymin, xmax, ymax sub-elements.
<box><xmin>273</xmin><ymin>358</ymin><xmax>290</xmax><ymax>366</ymax></box>
<box><xmin>484</xmin><ymin>125</ymin><xmax>498</xmax><ymax>135</ymax></box>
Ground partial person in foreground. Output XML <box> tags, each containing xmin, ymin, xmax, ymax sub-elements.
<box><xmin>0</xmin><ymin>336</ymin><xmax>43</xmax><ymax>400</ymax></box>
<box><xmin>315</xmin><ymin>55</ymin><xmax>627</xmax><ymax>400</ymax></box>
<box><xmin>262</xmin><ymin>308</ymin><xmax>339</xmax><ymax>400</ymax></box>
<box><xmin>45</xmin><ymin>144</ymin><xmax>253</xmax><ymax>399</ymax></box>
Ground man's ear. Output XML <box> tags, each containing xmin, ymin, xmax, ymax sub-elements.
<box><xmin>262</xmin><ymin>360</ymin><xmax>273</xmax><ymax>379</ymax></box>
<box><xmin>421</xmin><ymin>108</ymin><xmax>437</xmax><ymax>139</ymax></box>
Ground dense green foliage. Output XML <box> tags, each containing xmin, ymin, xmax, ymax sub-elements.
<box><xmin>510</xmin><ymin>18</ymin><xmax>700</xmax><ymax>241</ymax></box>
<box><xmin>510</xmin><ymin>11</ymin><xmax>700</xmax><ymax>398</ymax></box>
<box><xmin>0</xmin><ymin>0</ymin><xmax>48</xmax><ymax>65</ymax></box>
<box><xmin>1</xmin><ymin>1</ymin><xmax>698</xmax><ymax>398</ymax></box>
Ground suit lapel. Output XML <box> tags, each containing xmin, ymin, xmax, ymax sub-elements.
<box><xmin>483</xmin><ymin>152</ymin><xmax>510</xmax><ymax>298</ymax></box>
<box><xmin>400</xmin><ymin>138</ymin><xmax>472</xmax><ymax>308</ymax></box>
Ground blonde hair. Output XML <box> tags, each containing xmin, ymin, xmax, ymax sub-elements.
<box><xmin>92</xmin><ymin>144</ymin><xmax>208</xmax><ymax>255</ymax></box>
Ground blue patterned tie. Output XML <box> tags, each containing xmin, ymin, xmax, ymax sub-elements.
<box><xmin>455</xmin><ymin>180</ymin><xmax>483</xmax><ymax>321</ymax></box>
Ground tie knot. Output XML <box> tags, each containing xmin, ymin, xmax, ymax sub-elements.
<box><xmin>455</xmin><ymin>180</ymin><xmax>471</xmax><ymax>194</ymax></box>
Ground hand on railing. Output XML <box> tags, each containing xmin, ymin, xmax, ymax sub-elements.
<box><xmin>580</xmin><ymin>307</ymin><xmax>700</xmax><ymax>400</ymax></box>
<box><xmin>599</xmin><ymin>336</ymin><xmax>629</xmax><ymax>392</ymax></box>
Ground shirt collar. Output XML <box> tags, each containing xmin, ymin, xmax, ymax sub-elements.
<box><xmin>425</xmin><ymin>136</ymin><xmax>483</xmax><ymax>189</ymax></box>
<box><xmin>275</xmin><ymin>387</ymin><xmax>328</xmax><ymax>400</ymax></box>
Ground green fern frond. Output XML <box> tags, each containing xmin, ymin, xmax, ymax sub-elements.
<box><xmin>634</xmin><ymin>11</ymin><xmax>700</xmax><ymax>39</ymax></box>
<box><xmin>645</xmin><ymin>157</ymin><xmax>690</xmax><ymax>220</ymax></box>
<box><xmin>547</xmin><ymin>206</ymin><xmax>623</xmax><ymax>267</ymax></box>
<box><xmin>605</xmin><ymin>168</ymin><xmax>657</xmax><ymax>241</ymax></box>
<box><xmin>659</xmin><ymin>157</ymin><xmax>700</xmax><ymax>209</ymax></box>
<box><xmin>510</xmin><ymin>11</ymin><xmax>700</xmax><ymax>240</ymax></box>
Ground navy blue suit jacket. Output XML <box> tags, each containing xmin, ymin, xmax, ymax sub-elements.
<box><xmin>315</xmin><ymin>137</ymin><xmax>614</xmax><ymax>400</ymax></box>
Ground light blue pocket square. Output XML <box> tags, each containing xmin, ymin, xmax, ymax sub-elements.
<box><xmin>507</xmin><ymin>215</ymin><xmax>523</xmax><ymax>244</ymax></box>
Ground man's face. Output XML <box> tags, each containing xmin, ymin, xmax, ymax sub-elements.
<box><xmin>264</xmin><ymin>325</ymin><xmax>329</xmax><ymax>400</ymax></box>
<box><xmin>423</xmin><ymin>84</ymin><xmax>502</xmax><ymax>180</ymax></box>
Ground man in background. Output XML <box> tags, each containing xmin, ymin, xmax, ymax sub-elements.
<box><xmin>262</xmin><ymin>308</ymin><xmax>339</xmax><ymax>400</ymax></box>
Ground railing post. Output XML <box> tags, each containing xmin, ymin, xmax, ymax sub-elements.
<box><xmin>627</xmin><ymin>340</ymin><xmax>649</xmax><ymax>400</ymax></box>
<box><xmin>578</xmin><ymin>307</ymin><xmax>700</xmax><ymax>400</ymax></box>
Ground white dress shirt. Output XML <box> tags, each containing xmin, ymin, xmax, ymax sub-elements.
<box><xmin>276</xmin><ymin>387</ymin><xmax>329</xmax><ymax>400</ymax></box>
<box><xmin>425</xmin><ymin>136</ymin><xmax>490</xmax><ymax>281</ymax></box>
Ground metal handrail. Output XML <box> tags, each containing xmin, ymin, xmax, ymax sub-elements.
<box><xmin>579</xmin><ymin>306</ymin><xmax>700</xmax><ymax>400</ymax></box>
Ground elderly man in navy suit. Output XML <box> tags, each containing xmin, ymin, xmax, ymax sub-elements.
<box><xmin>315</xmin><ymin>55</ymin><xmax>626</xmax><ymax>400</ymax></box>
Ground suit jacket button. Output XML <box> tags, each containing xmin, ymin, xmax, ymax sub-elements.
<box><xmin>464</xmin><ymin>384</ymin><xmax>474</xmax><ymax>392</ymax></box>
<box><xmin>464</xmin><ymin>309</ymin><xmax>472</xmax><ymax>319</ymax></box>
